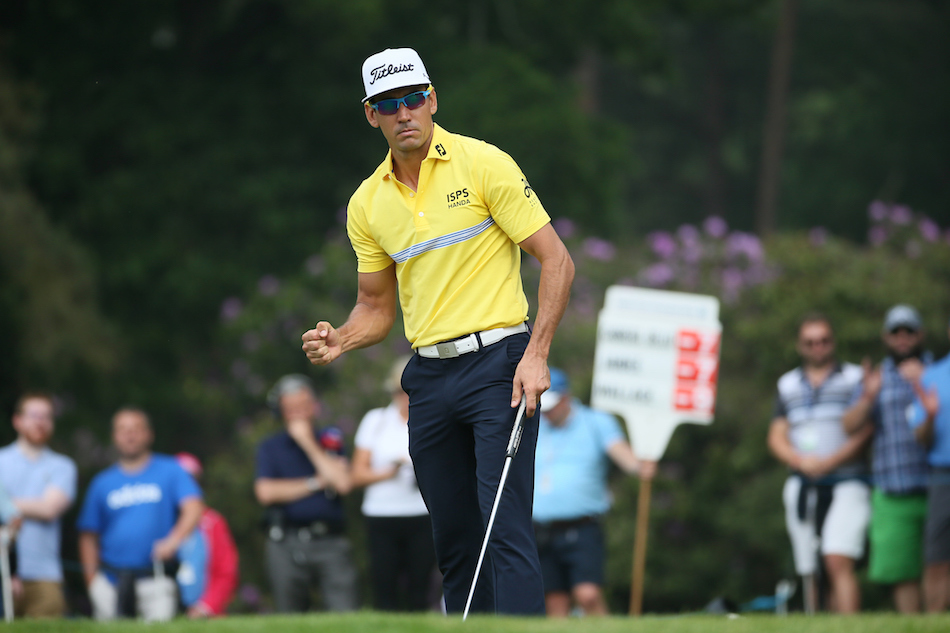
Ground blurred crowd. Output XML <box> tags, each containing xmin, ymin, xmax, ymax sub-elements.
<box><xmin>1</xmin><ymin>303</ymin><xmax>950</xmax><ymax>620</ymax></box>
<box><xmin>767</xmin><ymin>305</ymin><xmax>950</xmax><ymax>615</ymax></box>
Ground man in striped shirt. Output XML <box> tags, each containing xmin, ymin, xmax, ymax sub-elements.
<box><xmin>767</xmin><ymin>313</ymin><xmax>873</xmax><ymax>613</ymax></box>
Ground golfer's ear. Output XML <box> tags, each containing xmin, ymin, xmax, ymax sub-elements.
<box><xmin>364</xmin><ymin>103</ymin><xmax>380</xmax><ymax>128</ymax></box>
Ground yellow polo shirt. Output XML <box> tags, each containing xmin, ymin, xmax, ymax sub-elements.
<box><xmin>346</xmin><ymin>124</ymin><xmax>550</xmax><ymax>348</ymax></box>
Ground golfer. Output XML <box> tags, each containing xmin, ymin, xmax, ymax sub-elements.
<box><xmin>302</xmin><ymin>47</ymin><xmax>574</xmax><ymax>615</ymax></box>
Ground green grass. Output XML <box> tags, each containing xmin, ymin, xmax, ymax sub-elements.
<box><xmin>7</xmin><ymin>612</ymin><xmax>950</xmax><ymax>633</ymax></box>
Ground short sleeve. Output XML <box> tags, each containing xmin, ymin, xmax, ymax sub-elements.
<box><xmin>50</xmin><ymin>457</ymin><xmax>78</xmax><ymax>502</ymax></box>
<box><xmin>76</xmin><ymin>478</ymin><xmax>103</xmax><ymax>533</ymax></box>
<box><xmin>594</xmin><ymin>412</ymin><xmax>625</xmax><ymax>452</ymax></box>
<box><xmin>772</xmin><ymin>390</ymin><xmax>787</xmax><ymax>419</ymax></box>
<box><xmin>255</xmin><ymin>441</ymin><xmax>277</xmax><ymax>479</ymax></box>
<box><xmin>347</xmin><ymin>196</ymin><xmax>394</xmax><ymax>274</ymax></box>
<box><xmin>174</xmin><ymin>463</ymin><xmax>203</xmax><ymax>503</ymax></box>
<box><xmin>477</xmin><ymin>145</ymin><xmax>550</xmax><ymax>244</ymax></box>
<box><xmin>354</xmin><ymin>409</ymin><xmax>383</xmax><ymax>450</ymax></box>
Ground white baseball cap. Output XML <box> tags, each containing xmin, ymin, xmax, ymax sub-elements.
<box><xmin>361</xmin><ymin>48</ymin><xmax>430</xmax><ymax>103</ymax></box>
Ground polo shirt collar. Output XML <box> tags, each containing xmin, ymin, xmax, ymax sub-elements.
<box><xmin>797</xmin><ymin>361</ymin><xmax>842</xmax><ymax>378</ymax></box>
<box><xmin>377</xmin><ymin>123</ymin><xmax>452</xmax><ymax>181</ymax></box>
<box><xmin>796</xmin><ymin>361</ymin><xmax>843</xmax><ymax>389</ymax></box>
<box><xmin>425</xmin><ymin>124</ymin><xmax>452</xmax><ymax>162</ymax></box>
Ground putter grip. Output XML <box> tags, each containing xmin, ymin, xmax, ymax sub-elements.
<box><xmin>506</xmin><ymin>398</ymin><xmax>528</xmax><ymax>458</ymax></box>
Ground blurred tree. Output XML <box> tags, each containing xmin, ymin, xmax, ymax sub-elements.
<box><xmin>0</xmin><ymin>58</ymin><xmax>115</xmax><ymax>428</ymax></box>
<box><xmin>1</xmin><ymin>0</ymin><xmax>949</xmax><ymax>612</ymax></box>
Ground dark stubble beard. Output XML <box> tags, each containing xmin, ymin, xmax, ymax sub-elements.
<box><xmin>888</xmin><ymin>344</ymin><xmax>923</xmax><ymax>364</ymax></box>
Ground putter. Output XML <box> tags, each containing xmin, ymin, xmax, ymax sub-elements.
<box><xmin>462</xmin><ymin>395</ymin><xmax>529</xmax><ymax>621</ymax></box>
<box><xmin>1</xmin><ymin>526</ymin><xmax>13</xmax><ymax>623</ymax></box>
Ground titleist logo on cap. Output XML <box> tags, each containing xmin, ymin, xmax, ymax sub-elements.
<box><xmin>361</xmin><ymin>48</ymin><xmax>430</xmax><ymax>102</ymax></box>
<box><xmin>369</xmin><ymin>62</ymin><xmax>414</xmax><ymax>85</ymax></box>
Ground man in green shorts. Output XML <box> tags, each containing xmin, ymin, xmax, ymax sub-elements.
<box><xmin>843</xmin><ymin>305</ymin><xmax>931</xmax><ymax>612</ymax></box>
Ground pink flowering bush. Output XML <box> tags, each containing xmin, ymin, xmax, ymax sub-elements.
<box><xmin>203</xmin><ymin>203</ymin><xmax>950</xmax><ymax>612</ymax></box>
<box><xmin>638</xmin><ymin>217</ymin><xmax>773</xmax><ymax>303</ymax></box>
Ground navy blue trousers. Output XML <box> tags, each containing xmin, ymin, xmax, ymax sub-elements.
<box><xmin>403</xmin><ymin>332</ymin><xmax>545</xmax><ymax>615</ymax></box>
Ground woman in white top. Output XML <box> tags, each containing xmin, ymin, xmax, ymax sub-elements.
<box><xmin>351</xmin><ymin>355</ymin><xmax>435</xmax><ymax>611</ymax></box>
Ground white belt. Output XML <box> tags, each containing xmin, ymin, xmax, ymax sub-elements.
<box><xmin>415</xmin><ymin>323</ymin><xmax>528</xmax><ymax>359</ymax></box>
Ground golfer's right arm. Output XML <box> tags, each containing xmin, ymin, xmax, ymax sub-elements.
<box><xmin>302</xmin><ymin>266</ymin><xmax>397</xmax><ymax>365</ymax></box>
<box><xmin>78</xmin><ymin>531</ymin><xmax>100</xmax><ymax>586</ymax></box>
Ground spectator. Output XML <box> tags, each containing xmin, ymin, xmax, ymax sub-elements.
<box><xmin>174</xmin><ymin>452</ymin><xmax>239</xmax><ymax>618</ymax></box>
<box><xmin>908</xmin><ymin>316</ymin><xmax>950</xmax><ymax>613</ymax></box>
<box><xmin>842</xmin><ymin>305</ymin><xmax>932</xmax><ymax>612</ymax></box>
<box><xmin>254</xmin><ymin>374</ymin><xmax>357</xmax><ymax>613</ymax></box>
<box><xmin>0</xmin><ymin>392</ymin><xmax>76</xmax><ymax>618</ymax></box>
<box><xmin>77</xmin><ymin>407</ymin><xmax>204</xmax><ymax>620</ymax></box>
<box><xmin>532</xmin><ymin>368</ymin><xmax>655</xmax><ymax>617</ymax></box>
<box><xmin>350</xmin><ymin>355</ymin><xmax>436</xmax><ymax>611</ymax></box>
<box><xmin>767</xmin><ymin>313</ymin><xmax>873</xmax><ymax>613</ymax></box>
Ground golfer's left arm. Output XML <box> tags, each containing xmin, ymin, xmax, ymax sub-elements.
<box><xmin>514</xmin><ymin>223</ymin><xmax>575</xmax><ymax>416</ymax></box>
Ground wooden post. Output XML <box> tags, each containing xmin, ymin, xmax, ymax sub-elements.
<box><xmin>629</xmin><ymin>478</ymin><xmax>652</xmax><ymax>616</ymax></box>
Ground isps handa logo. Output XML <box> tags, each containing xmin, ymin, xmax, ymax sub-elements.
<box><xmin>446</xmin><ymin>188</ymin><xmax>470</xmax><ymax>209</ymax></box>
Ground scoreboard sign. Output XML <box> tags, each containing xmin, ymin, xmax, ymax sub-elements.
<box><xmin>591</xmin><ymin>286</ymin><xmax>722</xmax><ymax>460</ymax></box>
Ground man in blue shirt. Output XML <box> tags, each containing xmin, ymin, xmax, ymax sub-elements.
<box><xmin>0</xmin><ymin>392</ymin><xmax>76</xmax><ymax>618</ymax></box>
<box><xmin>532</xmin><ymin>368</ymin><xmax>655</xmax><ymax>617</ymax></box>
<box><xmin>77</xmin><ymin>407</ymin><xmax>203</xmax><ymax>620</ymax></box>
<box><xmin>254</xmin><ymin>374</ymin><xmax>356</xmax><ymax>613</ymax></box>
<box><xmin>909</xmin><ymin>317</ymin><xmax>950</xmax><ymax>613</ymax></box>
<box><xmin>843</xmin><ymin>305</ymin><xmax>932</xmax><ymax>612</ymax></box>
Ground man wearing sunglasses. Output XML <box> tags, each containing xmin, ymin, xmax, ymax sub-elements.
<box><xmin>767</xmin><ymin>313</ymin><xmax>872</xmax><ymax>613</ymax></box>
<box><xmin>301</xmin><ymin>48</ymin><xmax>574</xmax><ymax>615</ymax></box>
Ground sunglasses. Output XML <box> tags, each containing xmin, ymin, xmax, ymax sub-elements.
<box><xmin>888</xmin><ymin>326</ymin><xmax>918</xmax><ymax>336</ymax></box>
<box><xmin>370</xmin><ymin>88</ymin><xmax>432</xmax><ymax>116</ymax></box>
<box><xmin>801</xmin><ymin>337</ymin><xmax>832</xmax><ymax>348</ymax></box>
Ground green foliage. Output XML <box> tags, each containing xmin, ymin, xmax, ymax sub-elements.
<box><xmin>2</xmin><ymin>0</ymin><xmax>950</xmax><ymax>616</ymax></box>
<box><xmin>0</xmin><ymin>62</ymin><xmax>116</xmax><ymax>415</ymax></box>
<box><xmin>203</xmin><ymin>207</ymin><xmax>950</xmax><ymax>612</ymax></box>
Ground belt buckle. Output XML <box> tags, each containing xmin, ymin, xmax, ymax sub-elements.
<box><xmin>435</xmin><ymin>342</ymin><xmax>459</xmax><ymax>359</ymax></box>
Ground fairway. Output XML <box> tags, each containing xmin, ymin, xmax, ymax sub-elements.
<box><xmin>8</xmin><ymin>612</ymin><xmax>950</xmax><ymax>633</ymax></box>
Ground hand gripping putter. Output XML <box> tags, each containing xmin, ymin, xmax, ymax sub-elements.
<box><xmin>462</xmin><ymin>396</ymin><xmax>529</xmax><ymax>621</ymax></box>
